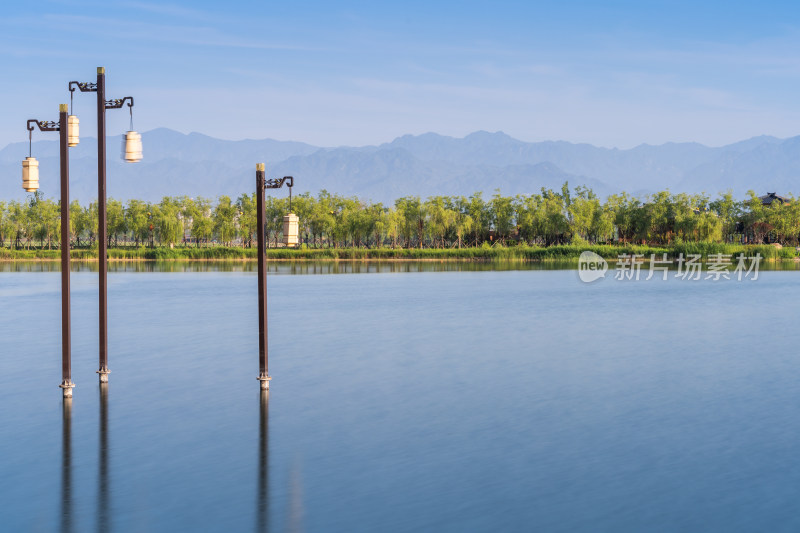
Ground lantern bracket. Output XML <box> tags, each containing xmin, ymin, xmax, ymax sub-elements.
<box><xmin>68</xmin><ymin>80</ymin><xmax>133</xmax><ymax>113</ymax></box>
<box><xmin>105</xmin><ymin>96</ymin><xmax>134</xmax><ymax>110</ymax></box>
<box><xmin>264</xmin><ymin>176</ymin><xmax>295</xmax><ymax>211</ymax></box>
<box><xmin>68</xmin><ymin>81</ymin><xmax>98</xmax><ymax>93</ymax></box>
<box><xmin>264</xmin><ymin>176</ymin><xmax>293</xmax><ymax>189</ymax></box>
<box><xmin>27</xmin><ymin>119</ymin><xmax>60</xmax><ymax>133</ymax></box>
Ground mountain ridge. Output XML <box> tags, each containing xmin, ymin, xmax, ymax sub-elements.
<box><xmin>1</xmin><ymin>129</ymin><xmax>797</xmax><ymax>204</ymax></box>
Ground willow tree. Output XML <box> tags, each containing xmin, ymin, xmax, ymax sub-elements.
<box><xmin>367</xmin><ymin>203</ymin><xmax>387</xmax><ymax>248</ymax></box>
<box><xmin>155</xmin><ymin>197</ymin><xmax>184</xmax><ymax>247</ymax></box>
<box><xmin>39</xmin><ymin>198</ymin><xmax>60</xmax><ymax>249</ymax></box>
<box><xmin>385</xmin><ymin>207</ymin><xmax>402</xmax><ymax>248</ymax></box>
<box><xmin>539</xmin><ymin>189</ymin><xmax>569</xmax><ymax>245</ymax></box>
<box><xmin>214</xmin><ymin>195</ymin><xmax>237</xmax><ymax>246</ymax></box>
<box><xmin>236</xmin><ymin>193</ymin><xmax>257</xmax><ymax>247</ymax></box>
<box><xmin>490</xmin><ymin>191</ymin><xmax>515</xmax><ymax>243</ymax></box>
<box><xmin>450</xmin><ymin>196</ymin><xmax>473</xmax><ymax>249</ymax></box>
<box><xmin>0</xmin><ymin>201</ymin><xmax>6</xmax><ymax>247</ymax></box>
<box><xmin>426</xmin><ymin>196</ymin><xmax>455</xmax><ymax>248</ymax></box>
<box><xmin>107</xmin><ymin>199</ymin><xmax>126</xmax><ymax>246</ymax></box>
<box><xmin>567</xmin><ymin>186</ymin><xmax>599</xmax><ymax>242</ymax></box>
<box><xmin>187</xmin><ymin>198</ymin><xmax>213</xmax><ymax>246</ymax></box>
<box><xmin>125</xmin><ymin>199</ymin><xmax>151</xmax><ymax>246</ymax></box>
<box><xmin>709</xmin><ymin>191</ymin><xmax>740</xmax><ymax>241</ymax></box>
<box><xmin>465</xmin><ymin>193</ymin><xmax>489</xmax><ymax>246</ymax></box>
<box><xmin>395</xmin><ymin>196</ymin><xmax>424</xmax><ymax>248</ymax></box>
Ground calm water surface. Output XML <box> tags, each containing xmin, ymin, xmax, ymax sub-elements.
<box><xmin>1</xmin><ymin>264</ymin><xmax>800</xmax><ymax>532</ymax></box>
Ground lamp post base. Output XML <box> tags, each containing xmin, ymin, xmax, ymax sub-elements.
<box><xmin>59</xmin><ymin>381</ymin><xmax>75</xmax><ymax>398</ymax></box>
<box><xmin>257</xmin><ymin>375</ymin><xmax>272</xmax><ymax>390</ymax></box>
<box><xmin>97</xmin><ymin>369</ymin><xmax>111</xmax><ymax>383</ymax></box>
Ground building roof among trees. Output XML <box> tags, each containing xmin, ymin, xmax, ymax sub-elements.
<box><xmin>760</xmin><ymin>192</ymin><xmax>790</xmax><ymax>206</ymax></box>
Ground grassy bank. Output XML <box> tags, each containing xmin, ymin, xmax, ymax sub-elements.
<box><xmin>0</xmin><ymin>243</ymin><xmax>796</xmax><ymax>261</ymax></box>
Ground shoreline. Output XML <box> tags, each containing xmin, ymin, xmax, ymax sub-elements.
<box><xmin>0</xmin><ymin>256</ymin><xmax>510</xmax><ymax>263</ymax></box>
<box><xmin>1</xmin><ymin>243</ymin><xmax>796</xmax><ymax>263</ymax></box>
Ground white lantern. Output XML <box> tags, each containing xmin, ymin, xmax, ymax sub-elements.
<box><xmin>21</xmin><ymin>157</ymin><xmax>39</xmax><ymax>192</ymax></box>
<box><xmin>283</xmin><ymin>213</ymin><xmax>299</xmax><ymax>247</ymax></box>
<box><xmin>122</xmin><ymin>131</ymin><xmax>142</xmax><ymax>163</ymax></box>
<box><xmin>67</xmin><ymin>115</ymin><xmax>79</xmax><ymax>147</ymax></box>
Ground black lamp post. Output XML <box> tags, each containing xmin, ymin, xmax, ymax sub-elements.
<box><xmin>67</xmin><ymin>67</ymin><xmax>141</xmax><ymax>383</ymax></box>
<box><xmin>68</xmin><ymin>67</ymin><xmax>137</xmax><ymax>384</ymax></box>
<box><xmin>255</xmin><ymin>164</ymin><xmax>295</xmax><ymax>390</ymax></box>
<box><xmin>26</xmin><ymin>104</ymin><xmax>74</xmax><ymax>397</ymax></box>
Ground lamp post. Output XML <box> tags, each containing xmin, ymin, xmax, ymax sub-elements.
<box><xmin>69</xmin><ymin>67</ymin><xmax>138</xmax><ymax>383</ymax></box>
<box><xmin>255</xmin><ymin>164</ymin><xmax>295</xmax><ymax>389</ymax></box>
<box><xmin>255</xmin><ymin>164</ymin><xmax>270</xmax><ymax>390</ymax></box>
<box><xmin>26</xmin><ymin>104</ymin><xmax>74</xmax><ymax>397</ymax></box>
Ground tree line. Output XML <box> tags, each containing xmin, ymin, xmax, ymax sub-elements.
<box><xmin>1</xmin><ymin>184</ymin><xmax>798</xmax><ymax>249</ymax></box>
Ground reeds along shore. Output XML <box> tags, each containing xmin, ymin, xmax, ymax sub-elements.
<box><xmin>0</xmin><ymin>243</ymin><xmax>795</xmax><ymax>261</ymax></box>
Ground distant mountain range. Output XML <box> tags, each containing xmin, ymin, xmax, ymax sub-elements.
<box><xmin>0</xmin><ymin>128</ymin><xmax>796</xmax><ymax>204</ymax></box>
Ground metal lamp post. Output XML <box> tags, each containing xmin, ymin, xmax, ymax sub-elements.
<box><xmin>255</xmin><ymin>164</ymin><xmax>271</xmax><ymax>390</ymax></box>
<box><xmin>68</xmin><ymin>67</ymin><xmax>137</xmax><ymax>383</ymax></box>
<box><xmin>255</xmin><ymin>164</ymin><xmax>295</xmax><ymax>389</ymax></box>
<box><xmin>26</xmin><ymin>105</ymin><xmax>74</xmax><ymax>397</ymax></box>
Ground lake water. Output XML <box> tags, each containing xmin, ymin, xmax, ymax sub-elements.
<box><xmin>2</xmin><ymin>263</ymin><xmax>800</xmax><ymax>532</ymax></box>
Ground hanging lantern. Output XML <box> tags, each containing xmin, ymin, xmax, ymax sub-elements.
<box><xmin>283</xmin><ymin>213</ymin><xmax>299</xmax><ymax>247</ymax></box>
<box><xmin>67</xmin><ymin>115</ymin><xmax>79</xmax><ymax>147</ymax></box>
<box><xmin>21</xmin><ymin>157</ymin><xmax>39</xmax><ymax>192</ymax></box>
<box><xmin>122</xmin><ymin>131</ymin><xmax>142</xmax><ymax>163</ymax></box>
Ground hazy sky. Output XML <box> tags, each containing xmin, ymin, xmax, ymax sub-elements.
<box><xmin>3</xmin><ymin>0</ymin><xmax>800</xmax><ymax>149</ymax></box>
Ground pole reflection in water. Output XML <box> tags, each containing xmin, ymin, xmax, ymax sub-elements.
<box><xmin>257</xmin><ymin>390</ymin><xmax>270</xmax><ymax>532</ymax></box>
<box><xmin>61</xmin><ymin>398</ymin><xmax>73</xmax><ymax>533</ymax></box>
<box><xmin>287</xmin><ymin>464</ymin><xmax>305</xmax><ymax>533</ymax></box>
<box><xmin>98</xmin><ymin>384</ymin><xmax>110</xmax><ymax>533</ymax></box>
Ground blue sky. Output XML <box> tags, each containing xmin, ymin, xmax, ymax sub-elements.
<box><xmin>3</xmin><ymin>0</ymin><xmax>800</xmax><ymax>148</ymax></box>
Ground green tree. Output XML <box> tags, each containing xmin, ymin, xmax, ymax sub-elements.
<box><xmin>290</xmin><ymin>192</ymin><xmax>314</xmax><ymax>246</ymax></box>
<box><xmin>709</xmin><ymin>190</ymin><xmax>740</xmax><ymax>242</ymax></box>
<box><xmin>188</xmin><ymin>198</ymin><xmax>213</xmax><ymax>245</ymax></box>
<box><xmin>0</xmin><ymin>201</ymin><xmax>7</xmax><ymax>247</ymax></box>
<box><xmin>107</xmin><ymin>198</ymin><xmax>127</xmax><ymax>246</ymax></box>
<box><xmin>567</xmin><ymin>186</ymin><xmax>598</xmax><ymax>242</ymax></box>
<box><xmin>538</xmin><ymin>188</ymin><xmax>569</xmax><ymax>245</ymax></box>
<box><xmin>236</xmin><ymin>193</ymin><xmax>257</xmax><ymax>247</ymax></box>
<box><xmin>425</xmin><ymin>196</ymin><xmax>456</xmax><ymax>248</ymax></box>
<box><xmin>8</xmin><ymin>201</ymin><xmax>26</xmax><ymax>249</ymax></box>
<box><xmin>70</xmin><ymin>200</ymin><xmax>87</xmax><ymax>246</ymax></box>
<box><xmin>395</xmin><ymin>196</ymin><xmax>426</xmax><ymax>248</ymax></box>
<box><xmin>126</xmin><ymin>199</ymin><xmax>151</xmax><ymax>246</ymax></box>
<box><xmin>40</xmin><ymin>198</ymin><xmax>59</xmax><ymax>249</ymax></box>
<box><xmin>489</xmin><ymin>191</ymin><xmax>515</xmax><ymax>244</ymax></box>
<box><xmin>449</xmin><ymin>197</ymin><xmax>474</xmax><ymax>248</ymax></box>
<box><xmin>155</xmin><ymin>197</ymin><xmax>183</xmax><ymax>247</ymax></box>
<box><xmin>214</xmin><ymin>195</ymin><xmax>237</xmax><ymax>246</ymax></box>
<box><xmin>264</xmin><ymin>195</ymin><xmax>286</xmax><ymax>247</ymax></box>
